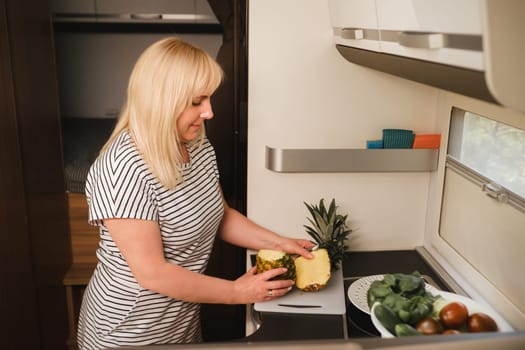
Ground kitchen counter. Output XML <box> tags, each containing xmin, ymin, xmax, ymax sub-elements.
<box><xmin>239</xmin><ymin>249</ymin><xmax>525</xmax><ymax>349</ymax></box>
<box><xmin>115</xmin><ymin>332</ymin><xmax>525</xmax><ymax>350</ymax></box>
<box><xmin>114</xmin><ymin>249</ymin><xmax>525</xmax><ymax>349</ymax></box>
<box><xmin>246</xmin><ymin>249</ymin><xmax>450</xmax><ymax>342</ymax></box>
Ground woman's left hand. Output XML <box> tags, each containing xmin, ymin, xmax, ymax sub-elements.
<box><xmin>275</xmin><ymin>238</ymin><xmax>316</xmax><ymax>259</ymax></box>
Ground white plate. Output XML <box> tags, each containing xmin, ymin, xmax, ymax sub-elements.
<box><xmin>371</xmin><ymin>291</ymin><xmax>514</xmax><ymax>338</ymax></box>
<box><xmin>347</xmin><ymin>274</ymin><xmax>440</xmax><ymax>314</ymax></box>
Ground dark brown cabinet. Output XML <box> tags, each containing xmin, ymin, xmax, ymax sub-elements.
<box><xmin>1</xmin><ymin>0</ymin><xmax>71</xmax><ymax>349</ymax></box>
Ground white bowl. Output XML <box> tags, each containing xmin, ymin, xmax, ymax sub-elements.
<box><xmin>370</xmin><ymin>291</ymin><xmax>513</xmax><ymax>338</ymax></box>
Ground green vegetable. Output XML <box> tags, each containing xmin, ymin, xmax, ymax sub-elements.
<box><xmin>398</xmin><ymin>273</ymin><xmax>424</xmax><ymax>294</ymax></box>
<box><xmin>367</xmin><ymin>280</ymin><xmax>393</xmax><ymax>307</ymax></box>
<box><xmin>405</xmin><ymin>294</ymin><xmax>435</xmax><ymax>324</ymax></box>
<box><xmin>374</xmin><ymin>304</ymin><xmax>401</xmax><ymax>334</ymax></box>
<box><xmin>368</xmin><ymin>272</ymin><xmax>439</xmax><ymax>335</ymax></box>
<box><xmin>395</xmin><ymin>323</ymin><xmax>423</xmax><ymax>337</ymax></box>
<box><xmin>432</xmin><ymin>296</ymin><xmax>449</xmax><ymax>318</ymax></box>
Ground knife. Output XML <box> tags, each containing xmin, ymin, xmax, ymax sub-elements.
<box><xmin>278</xmin><ymin>304</ymin><xmax>322</xmax><ymax>308</ymax></box>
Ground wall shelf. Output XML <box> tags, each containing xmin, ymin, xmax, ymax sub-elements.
<box><xmin>265</xmin><ymin>146</ymin><xmax>439</xmax><ymax>173</ymax></box>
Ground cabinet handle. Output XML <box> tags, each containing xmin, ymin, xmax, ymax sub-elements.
<box><xmin>130</xmin><ymin>13</ymin><xmax>162</xmax><ymax>20</ymax></box>
<box><xmin>341</xmin><ymin>28</ymin><xmax>364</xmax><ymax>40</ymax></box>
<box><xmin>398</xmin><ymin>32</ymin><xmax>446</xmax><ymax>49</ymax></box>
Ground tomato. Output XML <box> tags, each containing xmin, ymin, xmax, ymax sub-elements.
<box><xmin>439</xmin><ymin>302</ymin><xmax>468</xmax><ymax>329</ymax></box>
<box><xmin>467</xmin><ymin>312</ymin><xmax>498</xmax><ymax>333</ymax></box>
<box><xmin>442</xmin><ymin>329</ymin><xmax>461</xmax><ymax>335</ymax></box>
<box><xmin>415</xmin><ymin>317</ymin><xmax>443</xmax><ymax>335</ymax></box>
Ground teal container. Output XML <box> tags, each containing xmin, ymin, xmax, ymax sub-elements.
<box><xmin>382</xmin><ymin>129</ymin><xmax>415</xmax><ymax>148</ymax></box>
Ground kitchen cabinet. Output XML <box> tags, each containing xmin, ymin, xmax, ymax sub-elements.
<box><xmin>328</xmin><ymin>0</ymin><xmax>380</xmax><ymax>51</ymax></box>
<box><xmin>375</xmin><ymin>0</ymin><xmax>483</xmax><ymax>71</ymax></box>
<box><xmin>52</xmin><ymin>0</ymin><xmax>219</xmax><ymax>23</ymax></box>
<box><xmin>52</xmin><ymin>0</ymin><xmax>96</xmax><ymax>14</ymax></box>
<box><xmin>328</xmin><ymin>0</ymin><xmax>495</xmax><ymax>104</ymax></box>
<box><xmin>483</xmin><ymin>0</ymin><xmax>525</xmax><ymax>114</ymax></box>
<box><xmin>329</xmin><ymin>0</ymin><xmax>483</xmax><ymax>71</ymax></box>
<box><xmin>1</xmin><ymin>0</ymin><xmax>71</xmax><ymax>348</ymax></box>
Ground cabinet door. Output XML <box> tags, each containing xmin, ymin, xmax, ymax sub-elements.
<box><xmin>328</xmin><ymin>0</ymin><xmax>380</xmax><ymax>51</ymax></box>
<box><xmin>52</xmin><ymin>0</ymin><xmax>97</xmax><ymax>22</ymax></box>
<box><xmin>52</xmin><ymin>0</ymin><xmax>96</xmax><ymax>14</ymax></box>
<box><xmin>96</xmin><ymin>0</ymin><xmax>195</xmax><ymax>22</ymax></box>
<box><xmin>375</xmin><ymin>0</ymin><xmax>482</xmax><ymax>34</ymax></box>
<box><xmin>375</xmin><ymin>0</ymin><xmax>483</xmax><ymax>70</ymax></box>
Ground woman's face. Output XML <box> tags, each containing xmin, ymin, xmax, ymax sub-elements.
<box><xmin>176</xmin><ymin>95</ymin><xmax>214</xmax><ymax>143</ymax></box>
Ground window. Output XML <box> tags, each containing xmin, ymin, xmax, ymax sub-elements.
<box><xmin>439</xmin><ymin>107</ymin><xmax>525</xmax><ymax>317</ymax></box>
<box><xmin>448</xmin><ymin>108</ymin><xmax>525</xmax><ymax>202</ymax></box>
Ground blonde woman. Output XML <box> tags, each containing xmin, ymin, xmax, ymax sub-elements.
<box><xmin>76</xmin><ymin>37</ymin><xmax>314</xmax><ymax>349</ymax></box>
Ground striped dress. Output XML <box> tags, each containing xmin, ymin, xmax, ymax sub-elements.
<box><xmin>77</xmin><ymin>131</ymin><xmax>224</xmax><ymax>349</ymax></box>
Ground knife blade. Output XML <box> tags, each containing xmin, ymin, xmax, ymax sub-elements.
<box><xmin>277</xmin><ymin>303</ymin><xmax>322</xmax><ymax>308</ymax></box>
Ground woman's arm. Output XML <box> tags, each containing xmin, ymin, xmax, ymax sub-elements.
<box><xmin>104</xmin><ymin>218</ymin><xmax>294</xmax><ymax>304</ymax></box>
<box><xmin>218</xmin><ymin>198</ymin><xmax>315</xmax><ymax>258</ymax></box>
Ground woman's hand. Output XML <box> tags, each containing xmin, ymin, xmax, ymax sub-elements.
<box><xmin>274</xmin><ymin>237</ymin><xmax>316</xmax><ymax>259</ymax></box>
<box><xmin>232</xmin><ymin>267</ymin><xmax>294</xmax><ymax>304</ymax></box>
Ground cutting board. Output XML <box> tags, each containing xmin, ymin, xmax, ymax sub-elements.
<box><xmin>254</xmin><ymin>268</ymin><xmax>345</xmax><ymax>315</ymax></box>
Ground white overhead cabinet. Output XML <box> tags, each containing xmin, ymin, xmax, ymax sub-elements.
<box><xmin>327</xmin><ymin>0</ymin><xmax>525</xmax><ymax>111</ymax></box>
<box><xmin>329</xmin><ymin>0</ymin><xmax>380</xmax><ymax>51</ymax></box>
<box><xmin>482</xmin><ymin>0</ymin><xmax>525</xmax><ymax>114</ymax></box>
<box><xmin>328</xmin><ymin>0</ymin><xmax>483</xmax><ymax>70</ymax></box>
<box><xmin>52</xmin><ymin>0</ymin><xmax>218</xmax><ymax>24</ymax></box>
<box><xmin>375</xmin><ymin>0</ymin><xmax>483</xmax><ymax>71</ymax></box>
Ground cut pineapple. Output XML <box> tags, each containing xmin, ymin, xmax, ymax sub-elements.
<box><xmin>295</xmin><ymin>248</ymin><xmax>331</xmax><ymax>292</ymax></box>
<box><xmin>256</xmin><ymin>249</ymin><xmax>296</xmax><ymax>281</ymax></box>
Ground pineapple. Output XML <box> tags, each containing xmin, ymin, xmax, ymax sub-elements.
<box><xmin>295</xmin><ymin>248</ymin><xmax>331</xmax><ymax>292</ymax></box>
<box><xmin>304</xmin><ymin>198</ymin><xmax>352</xmax><ymax>270</ymax></box>
<box><xmin>256</xmin><ymin>249</ymin><xmax>296</xmax><ymax>281</ymax></box>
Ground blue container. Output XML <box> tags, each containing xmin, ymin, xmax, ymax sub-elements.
<box><xmin>366</xmin><ymin>140</ymin><xmax>384</xmax><ymax>149</ymax></box>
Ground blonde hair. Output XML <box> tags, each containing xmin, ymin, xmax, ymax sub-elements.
<box><xmin>101</xmin><ymin>37</ymin><xmax>223</xmax><ymax>189</ymax></box>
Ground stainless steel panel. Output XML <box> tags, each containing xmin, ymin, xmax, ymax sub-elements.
<box><xmin>265</xmin><ymin>147</ymin><xmax>439</xmax><ymax>173</ymax></box>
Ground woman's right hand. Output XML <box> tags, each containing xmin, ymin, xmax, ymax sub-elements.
<box><xmin>232</xmin><ymin>266</ymin><xmax>294</xmax><ymax>304</ymax></box>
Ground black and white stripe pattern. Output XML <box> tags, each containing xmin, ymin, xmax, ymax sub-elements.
<box><xmin>77</xmin><ymin>132</ymin><xmax>224</xmax><ymax>349</ymax></box>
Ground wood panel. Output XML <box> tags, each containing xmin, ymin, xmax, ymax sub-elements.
<box><xmin>3</xmin><ymin>0</ymin><xmax>71</xmax><ymax>348</ymax></box>
<box><xmin>0</xmin><ymin>0</ymin><xmax>41</xmax><ymax>347</ymax></box>
<box><xmin>67</xmin><ymin>193</ymin><xmax>99</xmax><ymax>265</ymax></box>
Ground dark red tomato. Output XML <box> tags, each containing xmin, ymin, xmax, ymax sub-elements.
<box><xmin>467</xmin><ymin>312</ymin><xmax>498</xmax><ymax>332</ymax></box>
<box><xmin>442</xmin><ymin>329</ymin><xmax>461</xmax><ymax>335</ymax></box>
<box><xmin>439</xmin><ymin>302</ymin><xmax>468</xmax><ymax>329</ymax></box>
<box><xmin>415</xmin><ymin>317</ymin><xmax>443</xmax><ymax>335</ymax></box>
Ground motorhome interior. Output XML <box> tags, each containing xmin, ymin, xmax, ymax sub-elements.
<box><xmin>2</xmin><ymin>0</ymin><xmax>524</xmax><ymax>349</ymax></box>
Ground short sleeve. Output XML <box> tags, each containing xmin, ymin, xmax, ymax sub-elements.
<box><xmin>85</xmin><ymin>137</ymin><xmax>158</xmax><ymax>225</ymax></box>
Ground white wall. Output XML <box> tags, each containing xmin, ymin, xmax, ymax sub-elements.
<box><xmin>247</xmin><ymin>0</ymin><xmax>440</xmax><ymax>250</ymax></box>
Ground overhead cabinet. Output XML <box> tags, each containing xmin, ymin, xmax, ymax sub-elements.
<box><xmin>329</xmin><ymin>0</ymin><xmax>525</xmax><ymax>114</ymax></box>
<box><xmin>52</xmin><ymin>0</ymin><xmax>218</xmax><ymax>24</ymax></box>
<box><xmin>328</xmin><ymin>0</ymin><xmax>496</xmax><ymax>104</ymax></box>
<box><xmin>329</xmin><ymin>0</ymin><xmax>483</xmax><ymax>70</ymax></box>
<box><xmin>329</xmin><ymin>0</ymin><xmax>380</xmax><ymax>51</ymax></box>
<box><xmin>375</xmin><ymin>0</ymin><xmax>483</xmax><ymax>71</ymax></box>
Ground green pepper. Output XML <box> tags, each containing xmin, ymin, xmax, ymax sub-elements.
<box><xmin>374</xmin><ymin>304</ymin><xmax>401</xmax><ymax>334</ymax></box>
<box><xmin>395</xmin><ymin>323</ymin><xmax>422</xmax><ymax>337</ymax></box>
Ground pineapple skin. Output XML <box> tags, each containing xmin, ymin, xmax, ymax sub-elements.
<box><xmin>255</xmin><ymin>249</ymin><xmax>296</xmax><ymax>281</ymax></box>
<box><xmin>294</xmin><ymin>248</ymin><xmax>331</xmax><ymax>292</ymax></box>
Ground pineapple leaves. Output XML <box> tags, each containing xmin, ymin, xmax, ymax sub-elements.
<box><xmin>303</xmin><ymin>198</ymin><xmax>352</xmax><ymax>270</ymax></box>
